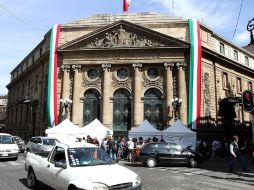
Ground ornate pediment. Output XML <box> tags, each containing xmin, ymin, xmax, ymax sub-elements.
<box><xmin>60</xmin><ymin>20</ymin><xmax>189</xmax><ymax>50</ymax></box>
<box><xmin>82</xmin><ymin>25</ymin><xmax>164</xmax><ymax>48</ymax></box>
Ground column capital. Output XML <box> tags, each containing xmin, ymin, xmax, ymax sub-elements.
<box><xmin>163</xmin><ymin>63</ymin><xmax>174</xmax><ymax>70</ymax></box>
<box><xmin>60</xmin><ymin>64</ymin><xmax>71</xmax><ymax>72</ymax></box>
<box><xmin>71</xmin><ymin>64</ymin><xmax>81</xmax><ymax>71</ymax></box>
<box><xmin>132</xmin><ymin>63</ymin><xmax>142</xmax><ymax>70</ymax></box>
<box><xmin>102</xmin><ymin>63</ymin><xmax>111</xmax><ymax>71</ymax></box>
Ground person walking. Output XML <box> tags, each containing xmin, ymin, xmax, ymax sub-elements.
<box><xmin>228</xmin><ymin>135</ymin><xmax>248</xmax><ymax>173</ymax></box>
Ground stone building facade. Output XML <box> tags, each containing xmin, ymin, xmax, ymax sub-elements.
<box><xmin>5</xmin><ymin>13</ymin><xmax>254</xmax><ymax>141</ymax></box>
<box><xmin>0</xmin><ymin>95</ymin><xmax>7</xmax><ymax>132</ymax></box>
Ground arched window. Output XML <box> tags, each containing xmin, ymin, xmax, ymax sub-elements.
<box><xmin>144</xmin><ymin>88</ymin><xmax>163</xmax><ymax>130</ymax></box>
<box><xmin>83</xmin><ymin>89</ymin><xmax>100</xmax><ymax>125</ymax></box>
<box><xmin>113</xmin><ymin>89</ymin><xmax>131</xmax><ymax>135</ymax></box>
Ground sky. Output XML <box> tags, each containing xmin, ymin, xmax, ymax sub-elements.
<box><xmin>0</xmin><ymin>0</ymin><xmax>253</xmax><ymax>95</ymax></box>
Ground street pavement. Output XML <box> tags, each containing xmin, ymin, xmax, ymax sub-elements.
<box><xmin>0</xmin><ymin>153</ymin><xmax>253</xmax><ymax>190</ymax></box>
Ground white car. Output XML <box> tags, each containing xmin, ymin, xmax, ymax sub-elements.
<box><xmin>0</xmin><ymin>133</ymin><xmax>19</xmax><ymax>160</ymax></box>
<box><xmin>25</xmin><ymin>142</ymin><xmax>142</xmax><ymax>190</ymax></box>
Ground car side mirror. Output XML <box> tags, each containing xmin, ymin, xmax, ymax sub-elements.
<box><xmin>55</xmin><ymin>161</ymin><xmax>67</xmax><ymax>169</ymax></box>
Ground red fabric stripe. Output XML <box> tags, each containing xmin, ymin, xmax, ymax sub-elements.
<box><xmin>123</xmin><ymin>0</ymin><xmax>128</xmax><ymax>12</ymax></box>
<box><xmin>53</xmin><ymin>25</ymin><xmax>60</xmax><ymax>125</ymax></box>
<box><xmin>196</xmin><ymin>21</ymin><xmax>202</xmax><ymax>127</ymax></box>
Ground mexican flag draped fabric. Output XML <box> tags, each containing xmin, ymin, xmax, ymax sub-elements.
<box><xmin>47</xmin><ymin>24</ymin><xmax>60</xmax><ymax>127</ymax></box>
<box><xmin>188</xmin><ymin>19</ymin><xmax>202</xmax><ymax>130</ymax></box>
<box><xmin>123</xmin><ymin>0</ymin><xmax>131</xmax><ymax>12</ymax></box>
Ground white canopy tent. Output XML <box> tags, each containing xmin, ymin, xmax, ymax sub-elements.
<box><xmin>45</xmin><ymin>119</ymin><xmax>87</xmax><ymax>142</ymax></box>
<box><xmin>162</xmin><ymin>120</ymin><xmax>197</xmax><ymax>150</ymax></box>
<box><xmin>128</xmin><ymin>120</ymin><xmax>162</xmax><ymax>140</ymax></box>
<box><xmin>81</xmin><ymin>119</ymin><xmax>113</xmax><ymax>143</ymax></box>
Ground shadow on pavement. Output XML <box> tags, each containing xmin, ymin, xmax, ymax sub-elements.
<box><xmin>19</xmin><ymin>178</ymin><xmax>54</xmax><ymax>190</ymax></box>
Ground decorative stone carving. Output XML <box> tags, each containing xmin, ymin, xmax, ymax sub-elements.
<box><xmin>82</xmin><ymin>72</ymin><xmax>102</xmax><ymax>89</ymax></box>
<box><xmin>142</xmin><ymin>71</ymin><xmax>163</xmax><ymax>90</ymax></box>
<box><xmin>112</xmin><ymin>73</ymin><xmax>132</xmax><ymax>91</ymax></box>
<box><xmin>60</xmin><ymin>65</ymin><xmax>71</xmax><ymax>72</ymax></box>
<box><xmin>82</xmin><ymin>25</ymin><xmax>165</xmax><ymax>48</ymax></box>
<box><xmin>132</xmin><ymin>63</ymin><xmax>142</xmax><ymax>70</ymax></box>
<box><xmin>203</xmin><ymin>72</ymin><xmax>211</xmax><ymax>116</ymax></box>
<box><xmin>71</xmin><ymin>64</ymin><xmax>81</xmax><ymax>71</ymax></box>
<box><xmin>102</xmin><ymin>63</ymin><xmax>111</xmax><ymax>71</ymax></box>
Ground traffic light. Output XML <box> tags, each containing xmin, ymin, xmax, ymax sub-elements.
<box><xmin>242</xmin><ymin>90</ymin><xmax>254</xmax><ymax>112</ymax></box>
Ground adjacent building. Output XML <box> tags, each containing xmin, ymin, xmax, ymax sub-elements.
<box><xmin>0</xmin><ymin>95</ymin><xmax>7</xmax><ymax>133</ymax></box>
<box><xmin>5</xmin><ymin>13</ymin><xmax>254</xmax><ymax>141</ymax></box>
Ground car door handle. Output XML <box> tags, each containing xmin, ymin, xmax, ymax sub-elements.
<box><xmin>46</xmin><ymin>165</ymin><xmax>50</xmax><ymax>168</ymax></box>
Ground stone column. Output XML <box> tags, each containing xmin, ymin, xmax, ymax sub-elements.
<box><xmin>102</xmin><ymin>63</ymin><xmax>111</xmax><ymax>128</ymax></box>
<box><xmin>61</xmin><ymin>65</ymin><xmax>71</xmax><ymax>99</ymax></box>
<box><xmin>60</xmin><ymin>65</ymin><xmax>71</xmax><ymax>119</ymax></box>
<box><xmin>71</xmin><ymin>64</ymin><xmax>81</xmax><ymax>125</ymax></box>
<box><xmin>164</xmin><ymin>63</ymin><xmax>174</xmax><ymax>125</ymax></box>
<box><xmin>177</xmin><ymin>62</ymin><xmax>188</xmax><ymax>125</ymax></box>
<box><xmin>132</xmin><ymin>63</ymin><xmax>142</xmax><ymax>127</ymax></box>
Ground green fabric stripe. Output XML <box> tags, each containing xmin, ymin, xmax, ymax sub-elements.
<box><xmin>47</xmin><ymin>27</ymin><xmax>54</xmax><ymax>127</ymax></box>
<box><xmin>188</xmin><ymin>19</ymin><xmax>194</xmax><ymax>127</ymax></box>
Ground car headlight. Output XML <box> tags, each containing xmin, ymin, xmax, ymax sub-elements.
<box><xmin>133</xmin><ymin>175</ymin><xmax>141</xmax><ymax>187</ymax></box>
<box><xmin>93</xmin><ymin>183</ymin><xmax>109</xmax><ymax>190</ymax></box>
<box><xmin>13</xmin><ymin>148</ymin><xmax>19</xmax><ymax>152</ymax></box>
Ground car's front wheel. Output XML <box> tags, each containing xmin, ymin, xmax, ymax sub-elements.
<box><xmin>146</xmin><ymin>157</ymin><xmax>157</xmax><ymax>168</ymax></box>
<box><xmin>190</xmin><ymin>158</ymin><xmax>198</xmax><ymax>168</ymax></box>
<box><xmin>27</xmin><ymin>169</ymin><xmax>38</xmax><ymax>189</ymax></box>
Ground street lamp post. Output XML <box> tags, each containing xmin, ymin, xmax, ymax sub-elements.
<box><xmin>60</xmin><ymin>98</ymin><xmax>72</xmax><ymax>120</ymax></box>
<box><xmin>171</xmin><ymin>97</ymin><xmax>182</xmax><ymax>121</ymax></box>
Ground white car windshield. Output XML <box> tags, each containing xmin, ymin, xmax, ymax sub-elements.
<box><xmin>68</xmin><ymin>147</ymin><xmax>114</xmax><ymax>167</ymax></box>
<box><xmin>0</xmin><ymin>135</ymin><xmax>15</xmax><ymax>144</ymax></box>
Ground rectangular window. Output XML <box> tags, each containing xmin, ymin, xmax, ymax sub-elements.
<box><xmin>245</xmin><ymin>56</ymin><xmax>249</xmax><ymax>66</ymax></box>
<box><xmin>248</xmin><ymin>81</ymin><xmax>253</xmax><ymax>91</ymax></box>
<box><xmin>233</xmin><ymin>50</ymin><xmax>238</xmax><ymax>61</ymax></box>
<box><xmin>35</xmin><ymin>75</ymin><xmax>38</xmax><ymax>91</ymax></box>
<box><xmin>223</xmin><ymin>72</ymin><xmax>229</xmax><ymax>89</ymax></box>
<box><xmin>39</xmin><ymin>48</ymin><xmax>42</xmax><ymax>56</ymax></box>
<box><xmin>220</xmin><ymin>42</ymin><xmax>225</xmax><ymax>55</ymax></box>
<box><xmin>236</xmin><ymin>77</ymin><xmax>242</xmax><ymax>93</ymax></box>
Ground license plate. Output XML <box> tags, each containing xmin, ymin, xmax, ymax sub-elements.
<box><xmin>1</xmin><ymin>153</ymin><xmax>8</xmax><ymax>156</ymax></box>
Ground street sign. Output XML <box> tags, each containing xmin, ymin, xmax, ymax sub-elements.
<box><xmin>242</xmin><ymin>90</ymin><xmax>254</xmax><ymax>112</ymax></box>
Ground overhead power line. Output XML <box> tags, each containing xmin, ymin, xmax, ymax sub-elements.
<box><xmin>0</xmin><ymin>2</ymin><xmax>45</xmax><ymax>31</ymax></box>
<box><xmin>232</xmin><ymin>0</ymin><xmax>244</xmax><ymax>40</ymax></box>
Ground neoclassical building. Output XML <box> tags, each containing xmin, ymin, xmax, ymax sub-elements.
<box><xmin>5</xmin><ymin>13</ymin><xmax>254</xmax><ymax>141</ymax></box>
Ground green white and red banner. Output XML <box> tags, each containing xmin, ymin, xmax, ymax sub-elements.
<box><xmin>188</xmin><ymin>19</ymin><xmax>202</xmax><ymax>129</ymax></box>
<box><xmin>47</xmin><ymin>24</ymin><xmax>60</xmax><ymax>127</ymax></box>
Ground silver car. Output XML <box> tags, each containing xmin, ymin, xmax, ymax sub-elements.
<box><xmin>13</xmin><ymin>136</ymin><xmax>26</xmax><ymax>153</ymax></box>
<box><xmin>26</xmin><ymin>137</ymin><xmax>59</xmax><ymax>153</ymax></box>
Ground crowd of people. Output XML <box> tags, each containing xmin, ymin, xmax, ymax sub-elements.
<box><xmin>76</xmin><ymin>135</ymin><xmax>163</xmax><ymax>162</ymax></box>
<box><xmin>77</xmin><ymin>134</ymin><xmax>254</xmax><ymax>172</ymax></box>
